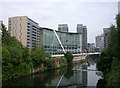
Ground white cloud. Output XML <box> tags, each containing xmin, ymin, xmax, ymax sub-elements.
<box><xmin>0</xmin><ymin>2</ymin><xmax>118</xmax><ymax>43</ymax></box>
<box><xmin>0</xmin><ymin>0</ymin><xmax>120</xmax><ymax>2</ymax></box>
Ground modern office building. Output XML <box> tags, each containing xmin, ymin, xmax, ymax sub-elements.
<box><xmin>118</xmin><ymin>1</ymin><xmax>120</xmax><ymax>14</ymax></box>
<box><xmin>58</xmin><ymin>24</ymin><xmax>68</xmax><ymax>32</ymax></box>
<box><xmin>103</xmin><ymin>28</ymin><xmax>110</xmax><ymax>48</ymax></box>
<box><xmin>0</xmin><ymin>21</ymin><xmax>3</xmax><ymax>30</ymax></box>
<box><xmin>40</xmin><ymin>28</ymin><xmax>82</xmax><ymax>54</ymax></box>
<box><xmin>77</xmin><ymin>24</ymin><xmax>87</xmax><ymax>52</ymax></box>
<box><xmin>95</xmin><ymin>34</ymin><xmax>104</xmax><ymax>51</ymax></box>
<box><xmin>8</xmin><ymin>16</ymin><xmax>40</xmax><ymax>49</ymax></box>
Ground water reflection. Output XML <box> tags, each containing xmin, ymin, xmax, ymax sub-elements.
<box><xmin>3</xmin><ymin>60</ymin><xmax>102</xmax><ymax>87</ymax></box>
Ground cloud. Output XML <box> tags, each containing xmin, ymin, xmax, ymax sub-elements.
<box><xmin>0</xmin><ymin>2</ymin><xmax>118</xmax><ymax>43</ymax></box>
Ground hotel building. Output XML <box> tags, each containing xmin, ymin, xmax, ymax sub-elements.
<box><xmin>8</xmin><ymin>16</ymin><xmax>40</xmax><ymax>49</ymax></box>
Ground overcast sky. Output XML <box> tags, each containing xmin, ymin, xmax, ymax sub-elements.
<box><xmin>0</xmin><ymin>0</ymin><xmax>118</xmax><ymax>43</ymax></box>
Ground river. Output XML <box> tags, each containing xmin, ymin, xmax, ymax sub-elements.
<box><xmin>3</xmin><ymin>59</ymin><xmax>102</xmax><ymax>87</ymax></box>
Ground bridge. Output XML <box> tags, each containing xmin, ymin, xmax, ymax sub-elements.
<box><xmin>73</xmin><ymin>67</ymin><xmax>102</xmax><ymax>73</ymax></box>
<box><xmin>52</xmin><ymin>52</ymin><xmax>101</xmax><ymax>57</ymax></box>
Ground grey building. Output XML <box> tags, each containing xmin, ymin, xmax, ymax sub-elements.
<box><xmin>77</xmin><ymin>24</ymin><xmax>87</xmax><ymax>53</ymax></box>
<box><xmin>95</xmin><ymin>34</ymin><xmax>104</xmax><ymax>51</ymax></box>
<box><xmin>118</xmin><ymin>1</ymin><xmax>120</xmax><ymax>14</ymax></box>
<box><xmin>58</xmin><ymin>24</ymin><xmax>68</xmax><ymax>32</ymax></box>
<box><xmin>8</xmin><ymin>16</ymin><xmax>40</xmax><ymax>49</ymax></box>
<box><xmin>0</xmin><ymin>21</ymin><xmax>3</xmax><ymax>30</ymax></box>
<box><xmin>0</xmin><ymin>21</ymin><xmax>2</xmax><ymax>46</ymax></box>
<box><xmin>103</xmin><ymin>28</ymin><xmax>110</xmax><ymax>48</ymax></box>
<box><xmin>87</xmin><ymin>43</ymin><xmax>96</xmax><ymax>52</ymax></box>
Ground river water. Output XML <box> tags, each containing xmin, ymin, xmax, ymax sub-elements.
<box><xmin>3</xmin><ymin>59</ymin><xmax>102</xmax><ymax>87</ymax></box>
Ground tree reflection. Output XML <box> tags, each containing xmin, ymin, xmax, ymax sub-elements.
<box><xmin>64</xmin><ymin>66</ymin><xmax>73</xmax><ymax>79</ymax></box>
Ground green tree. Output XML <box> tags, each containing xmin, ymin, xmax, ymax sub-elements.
<box><xmin>2</xmin><ymin>23</ymin><xmax>33</xmax><ymax>80</ymax></box>
<box><xmin>1</xmin><ymin>23</ymin><xmax>12</xmax><ymax>46</ymax></box>
<box><xmin>31</xmin><ymin>46</ymin><xmax>46</xmax><ymax>67</ymax></box>
<box><xmin>97</xmin><ymin>49</ymin><xmax>112</xmax><ymax>74</ymax></box>
<box><xmin>64</xmin><ymin>52</ymin><xmax>73</xmax><ymax>66</ymax></box>
<box><xmin>108</xmin><ymin>25</ymin><xmax>117</xmax><ymax>57</ymax></box>
<box><xmin>116</xmin><ymin>14</ymin><xmax>120</xmax><ymax>59</ymax></box>
<box><xmin>23</xmin><ymin>47</ymin><xmax>32</xmax><ymax>63</ymax></box>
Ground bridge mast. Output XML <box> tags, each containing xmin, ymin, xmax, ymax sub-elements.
<box><xmin>53</xmin><ymin>30</ymin><xmax>66</xmax><ymax>53</ymax></box>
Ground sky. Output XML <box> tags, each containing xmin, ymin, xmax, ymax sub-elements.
<box><xmin>0</xmin><ymin>0</ymin><xmax>119</xmax><ymax>43</ymax></box>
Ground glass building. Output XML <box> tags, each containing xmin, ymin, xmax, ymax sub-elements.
<box><xmin>77</xmin><ymin>24</ymin><xmax>87</xmax><ymax>53</ymax></box>
<box><xmin>58</xmin><ymin>24</ymin><xmax>68</xmax><ymax>32</ymax></box>
<box><xmin>40</xmin><ymin>28</ymin><xmax>82</xmax><ymax>55</ymax></box>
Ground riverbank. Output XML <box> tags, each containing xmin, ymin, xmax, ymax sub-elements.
<box><xmin>2</xmin><ymin>56</ymin><xmax>68</xmax><ymax>81</ymax></box>
<box><xmin>32</xmin><ymin>57</ymin><xmax>67</xmax><ymax>74</ymax></box>
<box><xmin>3</xmin><ymin>59</ymin><xmax>101</xmax><ymax>87</ymax></box>
<box><xmin>3</xmin><ymin>55</ymin><xmax>88</xmax><ymax>81</ymax></box>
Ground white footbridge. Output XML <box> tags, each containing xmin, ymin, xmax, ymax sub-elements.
<box><xmin>52</xmin><ymin>52</ymin><xmax>101</xmax><ymax>57</ymax></box>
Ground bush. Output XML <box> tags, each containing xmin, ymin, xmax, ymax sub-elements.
<box><xmin>105</xmin><ymin>64</ymin><xmax>120</xmax><ymax>87</ymax></box>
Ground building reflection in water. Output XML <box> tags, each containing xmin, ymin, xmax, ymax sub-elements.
<box><xmin>57</xmin><ymin>63</ymin><xmax>88</xmax><ymax>87</ymax></box>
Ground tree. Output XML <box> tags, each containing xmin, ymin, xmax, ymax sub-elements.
<box><xmin>116</xmin><ymin>14</ymin><xmax>120</xmax><ymax>59</ymax></box>
<box><xmin>108</xmin><ymin>25</ymin><xmax>117</xmax><ymax>57</ymax></box>
<box><xmin>31</xmin><ymin>46</ymin><xmax>46</xmax><ymax>67</ymax></box>
<box><xmin>97</xmin><ymin>49</ymin><xmax>112</xmax><ymax>74</ymax></box>
<box><xmin>64</xmin><ymin>52</ymin><xmax>73</xmax><ymax>66</ymax></box>
<box><xmin>1</xmin><ymin>23</ymin><xmax>11</xmax><ymax>46</ymax></box>
<box><xmin>1</xmin><ymin>23</ymin><xmax>33</xmax><ymax>80</ymax></box>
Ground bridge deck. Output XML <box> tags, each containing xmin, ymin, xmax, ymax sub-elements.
<box><xmin>52</xmin><ymin>52</ymin><xmax>101</xmax><ymax>57</ymax></box>
<box><xmin>73</xmin><ymin>68</ymin><xmax>101</xmax><ymax>73</ymax></box>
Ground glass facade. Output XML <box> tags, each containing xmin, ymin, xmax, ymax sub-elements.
<box><xmin>41</xmin><ymin>28</ymin><xmax>82</xmax><ymax>55</ymax></box>
<box><xmin>58</xmin><ymin>24</ymin><xmax>68</xmax><ymax>32</ymax></box>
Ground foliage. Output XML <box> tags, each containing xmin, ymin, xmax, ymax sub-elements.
<box><xmin>105</xmin><ymin>64</ymin><xmax>120</xmax><ymax>87</ymax></box>
<box><xmin>57</xmin><ymin>57</ymin><xmax>67</xmax><ymax>67</ymax></box>
<box><xmin>64</xmin><ymin>52</ymin><xmax>73</xmax><ymax>66</ymax></box>
<box><xmin>45</xmin><ymin>59</ymin><xmax>56</xmax><ymax>70</ymax></box>
<box><xmin>116</xmin><ymin>14</ymin><xmax>120</xmax><ymax>58</ymax></box>
<box><xmin>1</xmin><ymin>24</ymin><xmax>12</xmax><ymax>46</ymax></box>
<box><xmin>108</xmin><ymin>25</ymin><xmax>117</xmax><ymax>57</ymax></box>
<box><xmin>2</xmin><ymin>23</ymin><xmax>33</xmax><ymax>81</ymax></box>
<box><xmin>97</xmin><ymin>14</ymin><xmax>120</xmax><ymax>87</ymax></box>
<box><xmin>31</xmin><ymin>46</ymin><xmax>46</xmax><ymax>67</ymax></box>
<box><xmin>97</xmin><ymin>49</ymin><xmax>112</xmax><ymax>74</ymax></box>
